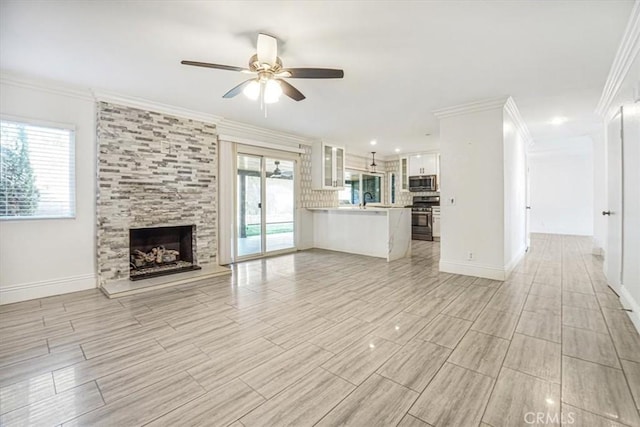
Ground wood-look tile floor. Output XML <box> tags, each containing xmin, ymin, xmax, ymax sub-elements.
<box><xmin>1</xmin><ymin>234</ymin><xmax>640</xmax><ymax>426</ymax></box>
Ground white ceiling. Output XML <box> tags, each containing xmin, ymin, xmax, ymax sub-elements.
<box><xmin>0</xmin><ymin>0</ymin><xmax>633</xmax><ymax>156</ymax></box>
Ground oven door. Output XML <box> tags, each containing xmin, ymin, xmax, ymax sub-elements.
<box><xmin>411</xmin><ymin>211</ymin><xmax>433</xmax><ymax>240</ymax></box>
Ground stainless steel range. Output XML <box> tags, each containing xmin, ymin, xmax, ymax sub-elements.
<box><xmin>411</xmin><ymin>196</ymin><xmax>440</xmax><ymax>241</ymax></box>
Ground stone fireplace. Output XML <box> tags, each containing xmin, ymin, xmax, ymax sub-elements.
<box><xmin>129</xmin><ymin>225</ymin><xmax>200</xmax><ymax>280</ymax></box>
<box><xmin>96</xmin><ymin>102</ymin><xmax>217</xmax><ymax>287</ymax></box>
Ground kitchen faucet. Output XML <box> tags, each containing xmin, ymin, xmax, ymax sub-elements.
<box><xmin>363</xmin><ymin>192</ymin><xmax>374</xmax><ymax>207</ymax></box>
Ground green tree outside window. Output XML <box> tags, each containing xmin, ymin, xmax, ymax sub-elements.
<box><xmin>0</xmin><ymin>126</ymin><xmax>40</xmax><ymax>216</ymax></box>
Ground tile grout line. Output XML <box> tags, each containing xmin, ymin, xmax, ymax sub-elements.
<box><xmin>477</xmin><ymin>237</ymin><xmax>545</xmax><ymax>426</ymax></box>
<box><xmin>404</xmin><ymin>277</ymin><xmax>501</xmax><ymax>425</ymax></box>
<box><xmin>577</xmin><ymin>237</ymin><xmax>640</xmax><ymax>421</ymax></box>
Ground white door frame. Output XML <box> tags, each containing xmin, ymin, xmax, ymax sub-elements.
<box><xmin>234</xmin><ymin>146</ymin><xmax>299</xmax><ymax>262</ymax></box>
<box><xmin>604</xmin><ymin>107</ymin><xmax>624</xmax><ymax>294</ymax></box>
<box><xmin>525</xmin><ymin>153</ymin><xmax>531</xmax><ymax>251</ymax></box>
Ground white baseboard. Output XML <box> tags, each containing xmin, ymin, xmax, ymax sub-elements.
<box><xmin>619</xmin><ymin>286</ymin><xmax>640</xmax><ymax>334</ymax></box>
<box><xmin>439</xmin><ymin>259</ymin><xmax>507</xmax><ymax>281</ymax></box>
<box><xmin>0</xmin><ymin>274</ymin><xmax>97</xmax><ymax>305</ymax></box>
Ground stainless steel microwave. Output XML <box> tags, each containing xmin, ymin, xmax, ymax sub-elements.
<box><xmin>409</xmin><ymin>175</ymin><xmax>437</xmax><ymax>192</ymax></box>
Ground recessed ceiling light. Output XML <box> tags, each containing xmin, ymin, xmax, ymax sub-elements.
<box><xmin>370</xmin><ymin>139</ymin><xmax>377</xmax><ymax>146</ymax></box>
<box><xmin>395</xmin><ymin>148</ymin><xmax>400</xmax><ymax>153</ymax></box>
<box><xmin>550</xmin><ymin>116</ymin><xmax>568</xmax><ymax>125</ymax></box>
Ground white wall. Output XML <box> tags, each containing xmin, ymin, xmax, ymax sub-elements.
<box><xmin>503</xmin><ymin>110</ymin><xmax>527</xmax><ymax>270</ymax></box>
<box><xmin>0</xmin><ymin>78</ymin><xmax>97</xmax><ymax>303</ymax></box>
<box><xmin>528</xmin><ymin>137</ymin><xmax>594</xmax><ymax>236</ymax></box>
<box><xmin>439</xmin><ymin>107</ymin><xmax>506</xmax><ymax>279</ymax></box>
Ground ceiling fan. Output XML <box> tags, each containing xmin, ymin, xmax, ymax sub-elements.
<box><xmin>181</xmin><ymin>33</ymin><xmax>344</xmax><ymax>106</ymax></box>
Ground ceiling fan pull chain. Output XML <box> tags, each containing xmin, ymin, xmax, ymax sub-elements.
<box><xmin>259</xmin><ymin>81</ymin><xmax>265</xmax><ymax>111</ymax></box>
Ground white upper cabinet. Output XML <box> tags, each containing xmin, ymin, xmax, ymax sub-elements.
<box><xmin>400</xmin><ymin>156</ymin><xmax>409</xmax><ymax>192</ymax></box>
<box><xmin>312</xmin><ymin>141</ymin><xmax>345</xmax><ymax>190</ymax></box>
<box><xmin>408</xmin><ymin>155</ymin><xmax>422</xmax><ymax>176</ymax></box>
<box><xmin>409</xmin><ymin>153</ymin><xmax>438</xmax><ymax>176</ymax></box>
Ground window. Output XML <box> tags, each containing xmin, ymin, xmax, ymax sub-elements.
<box><xmin>338</xmin><ymin>170</ymin><xmax>384</xmax><ymax>205</ymax></box>
<box><xmin>0</xmin><ymin>119</ymin><xmax>75</xmax><ymax>219</ymax></box>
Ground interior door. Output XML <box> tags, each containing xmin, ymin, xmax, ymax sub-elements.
<box><xmin>605</xmin><ymin>107</ymin><xmax>623</xmax><ymax>294</ymax></box>
<box><xmin>525</xmin><ymin>155</ymin><xmax>531</xmax><ymax>251</ymax></box>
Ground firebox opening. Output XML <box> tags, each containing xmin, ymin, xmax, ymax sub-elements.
<box><xmin>129</xmin><ymin>225</ymin><xmax>201</xmax><ymax>281</ymax></box>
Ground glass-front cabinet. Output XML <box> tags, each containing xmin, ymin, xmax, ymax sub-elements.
<box><xmin>400</xmin><ymin>156</ymin><xmax>409</xmax><ymax>192</ymax></box>
<box><xmin>312</xmin><ymin>141</ymin><xmax>345</xmax><ymax>190</ymax></box>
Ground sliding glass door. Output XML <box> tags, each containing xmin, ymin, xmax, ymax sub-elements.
<box><xmin>265</xmin><ymin>158</ymin><xmax>295</xmax><ymax>252</ymax></box>
<box><xmin>237</xmin><ymin>154</ymin><xmax>263</xmax><ymax>257</ymax></box>
<box><xmin>236</xmin><ymin>153</ymin><xmax>295</xmax><ymax>259</ymax></box>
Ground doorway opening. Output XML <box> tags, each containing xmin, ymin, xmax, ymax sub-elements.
<box><xmin>236</xmin><ymin>152</ymin><xmax>296</xmax><ymax>259</ymax></box>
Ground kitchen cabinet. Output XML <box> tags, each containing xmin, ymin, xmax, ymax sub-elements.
<box><xmin>436</xmin><ymin>153</ymin><xmax>441</xmax><ymax>191</ymax></box>
<box><xmin>432</xmin><ymin>207</ymin><xmax>441</xmax><ymax>240</ymax></box>
<box><xmin>312</xmin><ymin>141</ymin><xmax>345</xmax><ymax>190</ymax></box>
<box><xmin>409</xmin><ymin>153</ymin><xmax>438</xmax><ymax>176</ymax></box>
<box><xmin>400</xmin><ymin>156</ymin><xmax>409</xmax><ymax>192</ymax></box>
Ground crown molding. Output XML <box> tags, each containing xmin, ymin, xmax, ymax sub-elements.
<box><xmin>504</xmin><ymin>96</ymin><xmax>533</xmax><ymax>145</ymax></box>
<box><xmin>0</xmin><ymin>71</ymin><xmax>94</xmax><ymax>101</ymax></box>
<box><xmin>216</xmin><ymin>119</ymin><xmax>314</xmax><ymax>147</ymax></box>
<box><xmin>93</xmin><ymin>90</ymin><xmax>224</xmax><ymax>124</ymax></box>
<box><xmin>2</xmin><ymin>70</ymin><xmax>317</xmax><ymax>150</ymax></box>
<box><xmin>596</xmin><ymin>0</ymin><xmax>640</xmax><ymax>117</ymax></box>
<box><xmin>432</xmin><ymin>96</ymin><xmax>509</xmax><ymax>119</ymax></box>
<box><xmin>94</xmin><ymin>91</ymin><xmax>315</xmax><ymax>147</ymax></box>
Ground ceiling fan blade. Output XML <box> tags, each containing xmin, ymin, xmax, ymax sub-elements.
<box><xmin>223</xmin><ymin>79</ymin><xmax>254</xmax><ymax>98</ymax></box>
<box><xmin>257</xmin><ymin>33</ymin><xmax>277</xmax><ymax>66</ymax></box>
<box><xmin>181</xmin><ymin>60</ymin><xmax>248</xmax><ymax>73</ymax></box>
<box><xmin>279</xmin><ymin>80</ymin><xmax>306</xmax><ymax>101</ymax></box>
<box><xmin>282</xmin><ymin>68</ymin><xmax>344</xmax><ymax>79</ymax></box>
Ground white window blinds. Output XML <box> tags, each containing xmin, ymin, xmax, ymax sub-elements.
<box><xmin>0</xmin><ymin>119</ymin><xmax>76</xmax><ymax>219</ymax></box>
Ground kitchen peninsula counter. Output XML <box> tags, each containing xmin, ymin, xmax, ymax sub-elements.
<box><xmin>306</xmin><ymin>207</ymin><xmax>411</xmax><ymax>261</ymax></box>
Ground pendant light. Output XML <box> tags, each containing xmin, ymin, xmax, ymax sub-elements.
<box><xmin>370</xmin><ymin>152</ymin><xmax>377</xmax><ymax>173</ymax></box>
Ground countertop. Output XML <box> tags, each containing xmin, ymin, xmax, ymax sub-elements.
<box><xmin>306</xmin><ymin>206</ymin><xmax>410</xmax><ymax>212</ymax></box>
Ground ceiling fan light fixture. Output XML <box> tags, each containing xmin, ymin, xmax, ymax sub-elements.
<box><xmin>182</xmin><ymin>33</ymin><xmax>343</xmax><ymax>108</ymax></box>
<box><xmin>243</xmin><ymin>80</ymin><xmax>260</xmax><ymax>100</ymax></box>
<box><xmin>264</xmin><ymin>79</ymin><xmax>283</xmax><ymax>104</ymax></box>
<box><xmin>272</xmin><ymin>160</ymin><xmax>282</xmax><ymax>177</ymax></box>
